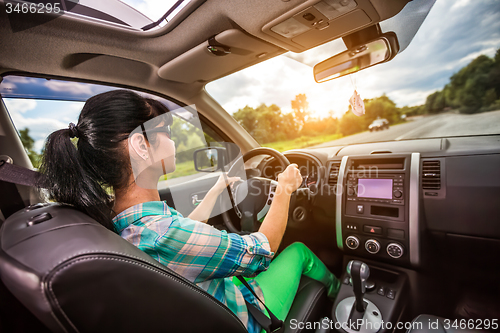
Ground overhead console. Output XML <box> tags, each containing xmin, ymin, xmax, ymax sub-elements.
<box><xmin>334</xmin><ymin>153</ymin><xmax>420</xmax><ymax>267</ymax></box>
<box><xmin>262</xmin><ymin>0</ymin><xmax>410</xmax><ymax>52</ymax></box>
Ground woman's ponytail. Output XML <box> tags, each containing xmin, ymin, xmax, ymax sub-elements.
<box><xmin>37</xmin><ymin>90</ymin><xmax>171</xmax><ymax>230</ymax></box>
<box><xmin>37</xmin><ymin>125</ymin><xmax>114</xmax><ymax>229</ymax></box>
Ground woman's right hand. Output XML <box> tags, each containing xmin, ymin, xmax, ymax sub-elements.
<box><xmin>276</xmin><ymin>164</ymin><xmax>303</xmax><ymax>195</ymax></box>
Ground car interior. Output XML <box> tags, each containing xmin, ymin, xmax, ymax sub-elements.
<box><xmin>1</xmin><ymin>0</ymin><xmax>499</xmax><ymax>332</ymax></box>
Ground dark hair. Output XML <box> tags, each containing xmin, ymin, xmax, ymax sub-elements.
<box><xmin>37</xmin><ymin>90</ymin><xmax>172</xmax><ymax>230</ymax></box>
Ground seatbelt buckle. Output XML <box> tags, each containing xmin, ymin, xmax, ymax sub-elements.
<box><xmin>270</xmin><ymin>320</ymin><xmax>283</xmax><ymax>333</ymax></box>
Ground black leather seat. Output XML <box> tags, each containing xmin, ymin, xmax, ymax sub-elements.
<box><xmin>0</xmin><ymin>203</ymin><xmax>328</xmax><ymax>332</ymax></box>
<box><xmin>407</xmin><ymin>315</ymin><xmax>475</xmax><ymax>333</ymax></box>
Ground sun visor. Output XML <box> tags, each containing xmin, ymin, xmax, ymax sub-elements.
<box><xmin>157</xmin><ymin>29</ymin><xmax>283</xmax><ymax>83</ymax></box>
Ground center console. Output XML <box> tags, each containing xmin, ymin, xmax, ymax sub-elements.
<box><xmin>334</xmin><ymin>153</ymin><xmax>420</xmax><ymax>267</ymax></box>
<box><xmin>328</xmin><ymin>153</ymin><xmax>420</xmax><ymax>332</ymax></box>
<box><xmin>332</xmin><ymin>259</ymin><xmax>408</xmax><ymax>333</ymax></box>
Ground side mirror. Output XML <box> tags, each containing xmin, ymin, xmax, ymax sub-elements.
<box><xmin>194</xmin><ymin>147</ymin><xmax>226</xmax><ymax>172</ymax></box>
<box><xmin>314</xmin><ymin>33</ymin><xmax>399</xmax><ymax>83</ymax></box>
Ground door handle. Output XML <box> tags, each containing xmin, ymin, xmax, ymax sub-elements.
<box><xmin>192</xmin><ymin>194</ymin><xmax>203</xmax><ymax>206</ymax></box>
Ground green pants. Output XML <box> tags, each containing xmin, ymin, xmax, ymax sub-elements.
<box><xmin>236</xmin><ymin>242</ymin><xmax>340</xmax><ymax>322</ymax></box>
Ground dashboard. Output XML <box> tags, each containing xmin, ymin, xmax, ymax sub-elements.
<box><xmin>256</xmin><ymin>135</ymin><xmax>500</xmax><ymax>268</ymax></box>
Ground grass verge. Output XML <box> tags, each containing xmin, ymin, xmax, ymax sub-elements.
<box><xmin>264</xmin><ymin>133</ymin><xmax>341</xmax><ymax>152</ymax></box>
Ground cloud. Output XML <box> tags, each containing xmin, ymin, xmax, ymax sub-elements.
<box><xmin>44</xmin><ymin>80</ymin><xmax>94</xmax><ymax>96</ymax></box>
<box><xmin>4</xmin><ymin>98</ymin><xmax>82</xmax><ymax>153</ymax></box>
<box><xmin>3</xmin><ymin>99</ymin><xmax>37</xmax><ymax>114</ymax></box>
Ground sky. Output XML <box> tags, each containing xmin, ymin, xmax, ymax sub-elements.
<box><xmin>206</xmin><ymin>0</ymin><xmax>500</xmax><ymax>118</ymax></box>
<box><xmin>119</xmin><ymin>0</ymin><xmax>191</xmax><ymax>24</ymax></box>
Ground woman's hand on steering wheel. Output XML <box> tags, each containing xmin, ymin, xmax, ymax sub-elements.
<box><xmin>212</xmin><ymin>173</ymin><xmax>241</xmax><ymax>195</ymax></box>
<box><xmin>276</xmin><ymin>164</ymin><xmax>303</xmax><ymax>196</ymax></box>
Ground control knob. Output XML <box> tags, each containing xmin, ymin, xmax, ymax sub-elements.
<box><xmin>346</xmin><ymin>236</ymin><xmax>359</xmax><ymax>250</ymax></box>
<box><xmin>365</xmin><ymin>239</ymin><xmax>380</xmax><ymax>254</ymax></box>
<box><xmin>387</xmin><ymin>243</ymin><xmax>404</xmax><ymax>258</ymax></box>
<box><xmin>393</xmin><ymin>190</ymin><xmax>403</xmax><ymax>198</ymax></box>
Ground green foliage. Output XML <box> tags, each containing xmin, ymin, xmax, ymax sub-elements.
<box><xmin>401</xmin><ymin>105</ymin><xmax>425</xmax><ymax>116</ymax></box>
<box><xmin>170</xmin><ymin>117</ymin><xmax>205</xmax><ymax>163</ymax></box>
<box><xmin>337</xmin><ymin>95</ymin><xmax>401</xmax><ymax>136</ymax></box>
<box><xmin>338</xmin><ymin>110</ymin><xmax>366</xmax><ymax>136</ymax></box>
<box><xmin>433</xmin><ymin>51</ymin><xmax>499</xmax><ymax>114</ymax></box>
<box><xmin>291</xmin><ymin>93</ymin><xmax>309</xmax><ymax>127</ymax></box>
<box><xmin>19</xmin><ymin>128</ymin><xmax>41</xmax><ymax>168</ymax></box>
<box><xmin>234</xmin><ymin>95</ymin><xmax>340</xmax><ymax>145</ymax></box>
<box><xmin>266</xmin><ymin>133</ymin><xmax>341</xmax><ymax>152</ymax></box>
<box><xmin>233</xmin><ymin>103</ymin><xmax>300</xmax><ymax>143</ymax></box>
<box><xmin>425</xmin><ymin>90</ymin><xmax>446</xmax><ymax>114</ymax></box>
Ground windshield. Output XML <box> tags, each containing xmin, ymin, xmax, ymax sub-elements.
<box><xmin>206</xmin><ymin>0</ymin><xmax>500</xmax><ymax>151</ymax></box>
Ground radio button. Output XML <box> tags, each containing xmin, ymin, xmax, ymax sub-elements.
<box><xmin>387</xmin><ymin>243</ymin><xmax>404</xmax><ymax>258</ymax></box>
<box><xmin>346</xmin><ymin>236</ymin><xmax>360</xmax><ymax>250</ymax></box>
<box><xmin>356</xmin><ymin>205</ymin><xmax>364</xmax><ymax>214</ymax></box>
<box><xmin>365</xmin><ymin>239</ymin><xmax>380</xmax><ymax>254</ymax></box>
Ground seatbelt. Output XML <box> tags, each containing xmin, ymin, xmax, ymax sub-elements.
<box><xmin>0</xmin><ymin>159</ymin><xmax>38</xmax><ymax>187</ymax></box>
<box><xmin>236</xmin><ymin>276</ymin><xmax>283</xmax><ymax>333</ymax></box>
<box><xmin>0</xmin><ymin>159</ymin><xmax>38</xmax><ymax>220</ymax></box>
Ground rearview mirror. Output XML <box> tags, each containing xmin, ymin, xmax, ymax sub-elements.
<box><xmin>314</xmin><ymin>33</ymin><xmax>399</xmax><ymax>83</ymax></box>
<box><xmin>194</xmin><ymin>147</ymin><xmax>226</xmax><ymax>172</ymax></box>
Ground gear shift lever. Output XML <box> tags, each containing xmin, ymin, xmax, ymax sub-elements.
<box><xmin>347</xmin><ymin>260</ymin><xmax>370</xmax><ymax>312</ymax></box>
<box><xmin>335</xmin><ymin>261</ymin><xmax>382</xmax><ymax>333</ymax></box>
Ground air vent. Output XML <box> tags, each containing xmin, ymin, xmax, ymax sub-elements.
<box><xmin>422</xmin><ymin>160</ymin><xmax>441</xmax><ymax>189</ymax></box>
<box><xmin>328</xmin><ymin>162</ymin><xmax>341</xmax><ymax>187</ymax></box>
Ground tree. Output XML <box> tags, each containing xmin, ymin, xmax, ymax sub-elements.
<box><xmin>233</xmin><ymin>105</ymin><xmax>258</xmax><ymax>136</ymax></box>
<box><xmin>291</xmin><ymin>94</ymin><xmax>309</xmax><ymax>128</ymax></box>
<box><xmin>19</xmin><ymin>128</ymin><xmax>41</xmax><ymax>168</ymax></box>
<box><xmin>338</xmin><ymin>110</ymin><xmax>365</xmax><ymax>136</ymax></box>
<box><xmin>337</xmin><ymin>95</ymin><xmax>400</xmax><ymax>136</ymax></box>
<box><xmin>448</xmin><ymin>54</ymin><xmax>495</xmax><ymax>113</ymax></box>
<box><xmin>483</xmin><ymin>88</ymin><xmax>497</xmax><ymax>107</ymax></box>
<box><xmin>233</xmin><ymin>104</ymin><xmax>298</xmax><ymax>143</ymax></box>
<box><xmin>364</xmin><ymin>95</ymin><xmax>399</xmax><ymax>123</ymax></box>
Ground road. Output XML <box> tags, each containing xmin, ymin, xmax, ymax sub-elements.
<box><xmin>313</xmin><ymin>110</ymin><xmax>500</xmax><ymax>148</ymax></box>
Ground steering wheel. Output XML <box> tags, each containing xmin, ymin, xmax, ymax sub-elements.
<box><xmin>221</xmin><ymin>147</ymin><xmax>293</xmax><ymax>234</ymax></box>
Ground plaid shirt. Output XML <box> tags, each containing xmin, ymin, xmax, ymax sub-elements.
<box><xmin>112</xmin><ymin>201</ymin><xmax>275</xmax><ymax>333</ymax></box>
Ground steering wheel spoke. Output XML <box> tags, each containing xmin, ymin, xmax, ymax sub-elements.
<box><xmin>221</xmin><ymin>148</ymin><xmax>291</xmax><ymax>234</ymax></box>
<box><xmin>255</xmin><ymin>179</ymin><xmax>278</xmax><ymax>222</ymax></box>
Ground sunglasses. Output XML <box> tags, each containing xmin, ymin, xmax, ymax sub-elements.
<box><xmin>142</xmin><ymin>125</ymin><xmax>171</xmax><ymax>139</ymax></box>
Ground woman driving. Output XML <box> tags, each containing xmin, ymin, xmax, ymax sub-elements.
<box><xmin>38</xmin><ymin>90</ymin><xmax>340</xmax><ymax>333</ymax></box>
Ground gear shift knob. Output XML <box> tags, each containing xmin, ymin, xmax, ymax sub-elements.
<box><xmin>346</xmin><ymin>260</ymin><xmax>370</xmax><ymax>312</ymax></box>
<box><xmin>347</xmin><ymin>260</ymin><xmax>370</xmax><ymax>291</ymax></box>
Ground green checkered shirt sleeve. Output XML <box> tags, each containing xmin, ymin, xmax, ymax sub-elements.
<box><xmin>153</xmin><ymin>212</ymin><xmax>275</xmax><ymax>283</ymax></box>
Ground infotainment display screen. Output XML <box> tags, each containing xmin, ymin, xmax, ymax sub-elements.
<box><xmin>357</xmin><ymin>179</ymin><xmax>393</xmax><ymax>199</ymax></box>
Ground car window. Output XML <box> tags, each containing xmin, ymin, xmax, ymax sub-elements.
<box><xmin>1</xmin><ymin>75</ymin><xmax>224</xmax><ymax>185</ymax></box>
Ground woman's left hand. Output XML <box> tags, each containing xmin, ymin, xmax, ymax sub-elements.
<box><xmin>212</xmin><ymin>173</ymin><xmax>241</xmax><ymax>194</ymax></box>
